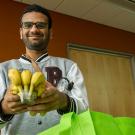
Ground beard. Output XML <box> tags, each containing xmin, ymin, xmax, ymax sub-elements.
<box><xmin>21</xmin><ymin>32</ymin><xmax>50</xmax><ymax>51</ymax></box>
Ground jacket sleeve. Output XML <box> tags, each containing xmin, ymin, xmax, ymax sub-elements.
<box><xmin>0</xmin><ymin>66</ymin><xmax>14</xmax><ymax>128</ymax></box>
<box><xmin>67</xmin><ymin>63</ymin><xmax>89</xmax><ymax>114</ymax></box>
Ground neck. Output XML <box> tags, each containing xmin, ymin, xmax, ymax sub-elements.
<box><xmin>25</xmin><ymin>48</ymin><xmax>47</xmax><ymax>61</ymax></box>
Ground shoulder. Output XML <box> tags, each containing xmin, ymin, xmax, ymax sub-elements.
<box><xmin>49</xmin><ymin>56</ymin><xmax>75</xmax><ymax>65</ymax></box>
<box><xmin>48</xmin><ymin>56</ymin><xmax>78</xmax><ymax>73</ymax></box>
<box><xmin>0</xmin><ymin>59</ymin><xmax>18</xmax><ymax>65</ymax></box>
<box><xmin>0</xmin><ymin>59</ymin><xmax>19</xmax><ymax>69</ymax></box>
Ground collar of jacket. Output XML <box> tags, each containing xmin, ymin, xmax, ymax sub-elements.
<box><xmin>20</xmin><ymin>52</ymin><xmax>49</xmax><ymax>63</ymax></box>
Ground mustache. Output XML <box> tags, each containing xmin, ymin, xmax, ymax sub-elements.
<box><xmin>28</xmin><ymin>34</ymin><xmax>43</xmax><ymax>37</ymax></box>
<box><xmin>26</xmin><ymin>33</ymin><xmax>43</xmax><ymax>37</ymax></box>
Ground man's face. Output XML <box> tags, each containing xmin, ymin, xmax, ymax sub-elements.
<box><xmin>20</xmin><ymin>12</ymin><xmax>51</xmax><ymax>51</ymax></box>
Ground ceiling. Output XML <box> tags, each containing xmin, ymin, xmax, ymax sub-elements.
<box><xmin>14</xmin><ymin>0</ymin><xmax>135</xmax><ymax>33</ymax></box>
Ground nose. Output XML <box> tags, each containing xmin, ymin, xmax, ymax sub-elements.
<box><xmin>30</xmin><ymin>24</ymin><xmax>39</xmax><ymax>32</ymax></box>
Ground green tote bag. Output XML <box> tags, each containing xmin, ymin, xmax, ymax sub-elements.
<box><xmin>38</xmin><ymin>110</ymin><xmax>135</xmax><ymax>135</ymax></box>
<box><xmin>91</xmin><ymin>111</ymin><xmax>123</xmax><ymax>135</ymax></box>
<box><xmin>115</xmin><ymin>117</ymin><xmax>135</xmax><ymax>135</ymax></box>
<box><xmin>38</xmin><ymin>109</ymin><xmax>96</xmax><ymax>135</ymax></box>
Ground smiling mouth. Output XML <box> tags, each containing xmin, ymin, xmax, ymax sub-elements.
<box><xmin>29</xmin><ymin>35</ymin><xmax>41</xmax><ymax>37</ymax></box>
<box><xmin>28</xmin><ymin>37</ymin><xmax>42</xmax><ymax>42</ymax></box>
<box><xmin>28</xmin><ymin>33</ymin><xmax>42</xmax><ymax>36</ymax></box>
<box><xmin>28</xmin><ymin>35</ymin><xmax>42</xmax><ymax>39</ymax></box>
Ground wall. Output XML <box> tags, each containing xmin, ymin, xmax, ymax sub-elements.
<box><xmin>0</xmin><ymin>0</ymin><xmax>135</xmax><ymax>62</ymax></box>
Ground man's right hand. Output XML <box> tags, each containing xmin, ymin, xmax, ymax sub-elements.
<box><xmin>1</xmin><ymin>89</ymin><xmax>28</xmax><ymax>115</ymax></box>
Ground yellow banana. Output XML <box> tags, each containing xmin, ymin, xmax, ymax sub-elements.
<box><xmin>10</xmin><ymin>84</ymin><xmax>19</xmax><ymax>94</ymax></box>
<box><xmin>35</xmin><ymin>81</ymin><xmax>46</xmax><ymax>97</ymax></box>
<box><xmin>29</xmin><ymin>111</ymin><xmax>37</xmax><ymax>116</ymax></box>
<box><xmin>29</xmin><ymin>72</ymin><xmax>45</xmax><ymax>97</ymax></box>
<box><xmin>36</xmin><ymin>80</ymin><xmax>46</xmax><ymax>116</ymax></box>
<box><xmin>29</xmin><ymin>111</ymin><xmax>46</xmax><ymax>117</ymax></box>
<box><xmin>8</xmin><ymin>68</ymin><xmax>23</xmax><ymax>93</ymax></box>
<box><xmin>30</xmin><ymin>76</ymin><xmax>46</xmax><ymax>116</ymax></box>
<box><xmin>8</xmin><ymin>69</ymin><xmax>46</xmax><ymax>116</ymax></box>
<box><xmin>8</xmin><ymin>68</ymin><xmax>22</xmax><ymax>85</ymax></box>
<box><xmin>40</xmin><ymin>112</ymin><xmax>46</xmax><ymax>116</ymax></box>
<box><xmin>21</xmin><ymin>70</ymin><xmax>32</xmax><ymax>92</ymax></box>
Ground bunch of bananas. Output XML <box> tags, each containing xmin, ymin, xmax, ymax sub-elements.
<box><xmin>8</xmin><ymin>68</ymin><xmax>46</xmax><ymax>116</ymax></box>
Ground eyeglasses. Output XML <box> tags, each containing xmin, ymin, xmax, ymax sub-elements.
<box><xmin>22</xmin><ymin>22</ymin><xmax>48</xmax><ymax>29</ymax></box>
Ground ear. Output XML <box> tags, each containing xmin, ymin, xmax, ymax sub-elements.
<box><xmin>20</xmin><ymin>28</ymin><xmax>23</xmax><ymax>39</ymax></box>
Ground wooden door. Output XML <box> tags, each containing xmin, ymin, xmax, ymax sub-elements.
<box><xmin>68</xmin><ymin>46</ymin><xmax>135</xmax><ymax>117</ymax></box>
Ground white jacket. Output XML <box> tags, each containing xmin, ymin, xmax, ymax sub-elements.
<box><xmin>0</xmin><ymin>54</ymin><xmax>89</xmax><ymax>135</ymax></box>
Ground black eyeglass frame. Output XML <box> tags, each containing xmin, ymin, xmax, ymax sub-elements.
<box><xmin>21</xmin><ymin>22</ymin><xmax>48</xmax><ymax>29</ymax></box>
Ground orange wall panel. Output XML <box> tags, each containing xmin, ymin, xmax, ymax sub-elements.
<box><xmin>0</xmin><ymin>0</ymin><xmax>135</xmax><ymax>62</ymax></box>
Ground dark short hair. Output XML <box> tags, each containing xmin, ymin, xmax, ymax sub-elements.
<box><xmin>21</xmin><ymin>4</ymin><xmax>52</xmax><ymax>29</ymax></box>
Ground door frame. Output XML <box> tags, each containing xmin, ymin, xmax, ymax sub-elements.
<box><xmin>67</xmin><ymin>43</ymin><xmax>135</xmax><ymax>84</ymax></box>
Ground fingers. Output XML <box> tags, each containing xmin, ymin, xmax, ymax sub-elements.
<box><xmin>7</xmin><ymin>101</ymin><xmax>26</xmax><ymax>108</ymax></box>
<box><xmin>9</xmin><ymin>105</ymin><xmax>28</xmax><ymax>114</ymax></box>
<box><xmin>27</xmin><ymin>91</ymin><xmax>67</xmax><ymax>113</ymax></box>
<box><xmin>4</xmin><ymin>88</ymin><xmax>20</xmax><ymax>102</ymax></box>
<box><xmin>27</xmin><ymin>101</ymin><xmax>59</xmax><ymax>112</ymax></box>
<box><xmin>45</xmin><ymin>81</ymin><xmax>52</xmax><ymax>88</ymax></box>
<box><xmin>2</xmin><ymin>99</ymin><xmax>28</xmax><ymax>115</ymax></box>
<box><xmin>34</xmin><ymin>93</ymin><xmax>58</xmax><ymax>104</ymax></box>
<box><xmin>36</xmin><ymin>85</ymin><xmax>60</xmax><ymax>104</ymax></box>
<box><xmin>41</xmin><ymin>89</ymin><xmax>56</xmax><ymax>98</ymax></box>
<box><xmin>6</xmin><ymin>94</ymin><xmax>20</xmax><ymax>102</ymax></box>
<box><xmin>3</xmin><ymin>81</ymin><xmax>66</xmax><ymax>114</ymax></box>
<box><xmin>2</xmin><ymin>89</ymin><xmax>28</xmax><ymax>114</ymax></box>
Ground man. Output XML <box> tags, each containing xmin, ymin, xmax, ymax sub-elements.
<box><xmin>0</xmin><ymin>4</ymin><xmax>88</xmax><ymax>135</ymax></box>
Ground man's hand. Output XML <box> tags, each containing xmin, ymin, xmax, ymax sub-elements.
<box><xmin>27</xmin><ymin>81</ymin><xmax>68</xmax><ymax>113</ymax></box>
<box><xmin>1</xmin><ymin>89</ymin><xmax>28</xmax><ymax>114</ymax></box>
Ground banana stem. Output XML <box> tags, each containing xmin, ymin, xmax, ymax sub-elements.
<box><xmin>24</xmin><ymin>85</ymin><xmax>29</xmax><ymax>92</ymax></box>
<box><xmin>17</xmin><ymin>85</ymin><xmax>23</xmax><ymax>93</ymax></box>
<box><xmin>29</xmin><ymin>84</ymin><xmax>34</xmax><ymax>97</ymax></box>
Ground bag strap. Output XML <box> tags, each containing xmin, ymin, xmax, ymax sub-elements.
<box><xmin>59</xmin><ymin>112</ymin><xmax>73</xmax><ymax>135</ymax></box>
<box><xmin>60</xmin><ymin>110</ymin><xmax>96</xmax><ymax>135</ymax></box>
<box><xmin>25</xmin><ymin>54</ymin><xmax>42</xmax><ymax>72</ymax></box>
<box><xmin>78</xmin><ymin>110</ymin><xmax>96</xmax><ymax>135</ymax></box>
